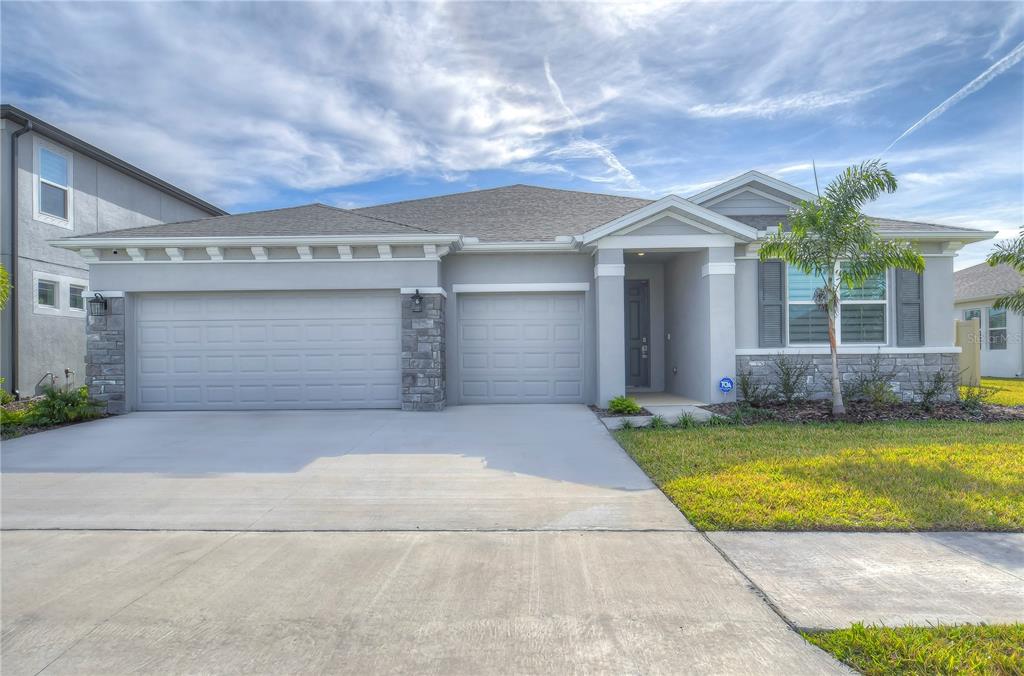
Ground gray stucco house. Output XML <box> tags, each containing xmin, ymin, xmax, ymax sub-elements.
<box><xmin>50</xmin><ymin>171</ymin><xmax>994</xmax><ymax>413</ymax></box>
<box><xmin>954</xmin><ymin>262</ymin><xmax>1023</xmax><ymax>378</ymax></box>
<box><xmin>1</xmin><ymin>105</ymin><xmax>225</xmax><ymax>397</ymax></box>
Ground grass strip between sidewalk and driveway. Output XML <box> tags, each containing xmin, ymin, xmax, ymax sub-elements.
<box><xmin>803</xmin><ymin>623</ymin><xmax>1024</xmax><ymax>675</ymax></box>
<box><xmin>616</xmin><ymin>421</ymin><xmax>1024</xmax><ymax>531</ymax></box>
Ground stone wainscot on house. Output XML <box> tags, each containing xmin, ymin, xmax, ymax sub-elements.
<box><xmin>50</xmin><ymin>172</ymin><xmax>995</xmax><ymax>413</ymax></box>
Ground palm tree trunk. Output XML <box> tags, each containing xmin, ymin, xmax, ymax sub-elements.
<box><xmin>828</xmin><ymin>313</ymin><xmax>845</xmax><ymax>417</ymax></box>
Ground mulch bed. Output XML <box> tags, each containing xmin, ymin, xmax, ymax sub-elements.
<box><xmin>588</xmin><ymin>404</ymin><xmax>654</xmax><ymax>418</ymax></box>
<box><xmin>703</xmin><ymin>400</ymin><xmax>1024</xmax><ymax>424</ymax></box>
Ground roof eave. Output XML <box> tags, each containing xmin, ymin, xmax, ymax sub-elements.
<box><xmin>50</xmin><ymin>233</ymin><xmax>463</xmax><ymax>250</ymax></box>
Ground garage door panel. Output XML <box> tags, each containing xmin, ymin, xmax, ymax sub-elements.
<box><xmin>457</xmin><ymin>292</ymin><xmax>584</xmax><ymax>404</ymax></box>
<box><xmin>135</xmin><ymin>291</ymin><xmax>401</xmax><ymax>410</ymax></box>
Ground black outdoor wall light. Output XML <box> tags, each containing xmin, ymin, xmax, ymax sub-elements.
<box><xmin>87</xmin><ymin>292</ymin><xmax>108</xmax><ymax>316</ymax></box>
<box><xmin>411</xmin><ymin>289</ymin><xmax>424</xmax><ymax>312</ymax></box>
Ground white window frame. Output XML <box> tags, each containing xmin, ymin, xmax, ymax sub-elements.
<box><xmin>785</xmin><ymin>262</ymin><xmax>888</xmax><ymax>347</ymax></box>
<box><xmin>987</xmin><ymin>307</ymin><xmax>1008</xmax><ymax>351</ymax></box>
<box><xmin>31</xmin><ymin>271</ymin><xmax>89</xmax><ymax>317</ymax></box>
<box><xmin>69</xmin><ymin>284</ymin><xmax>87</xmax><ymax>313</ymax></box>
<box><xmin>32</xmin><ymin>136</ymin><xmax>74</xmax><ymax>229</ymax></box>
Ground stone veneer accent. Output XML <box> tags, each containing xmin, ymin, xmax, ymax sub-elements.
<box><xmin>85</xmin><ymin>297</ymin><xmax>127</xmax><ymax>414</ymax></box>
<box><xmin>401</xmin><ymin>292</ymin><xmax>446</xmax><ymax>411</ymax></box>
<box><xmin>736</xmin><ymin>352</ymin><xmax>960</xmax><ymax>403</ymax></box>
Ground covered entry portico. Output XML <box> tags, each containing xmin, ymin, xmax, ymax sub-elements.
<box><xmin>584</xmin><ymin>196</ymin><xmax>759</xmax><ymax>407</ymax></box>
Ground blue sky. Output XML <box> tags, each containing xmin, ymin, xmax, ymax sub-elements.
<box><xmin>3</xmin><ymin>1</ymin><xmax>1022</xmax><ymax>267</ymax></box>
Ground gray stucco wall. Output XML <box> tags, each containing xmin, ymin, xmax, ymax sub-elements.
<box><xmin>90</xmin><ymin>259</ymin><xmax>441</xmax><ymax>293</ymax></box>
<box><xmin>4</xmin><ymin>124</ymin><xmax>215</xmax><ymax>395</ymax></box>
<box><xmin>664</xmin><ymin>252</ymin><xmax>706</xmax><ymax>401</ymax></box>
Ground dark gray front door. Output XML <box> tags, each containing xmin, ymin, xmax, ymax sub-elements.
<box><xmin>625</xmin><ymin>279</ymin><xmax>650</xmax><ymax>388</ymax></box>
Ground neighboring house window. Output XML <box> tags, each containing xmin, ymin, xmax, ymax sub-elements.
<box><xmin>69</xmin><ymin>285</ymin><xmax>86</xmax><ymax>311</ymax></box>
<box><xmin>988</xmin><ymin>307</ymin><xmax>1007</xmax><ymax>350</ymax></box>
<box><xmin>33</xmin><ymin>138</ymin><xmax>74</xmax><ymax>229</ymax></box>
<box><xmin>37</xmin><ymin>279</ymin><xmax>57</xmax><ymax>308</ymax></box>
<box><xmin>963</xmin><ymin>308</ymin><xmax>982</xmax><ymax>347</ymax></box>
<box><xmin>786</xmin><ymin>264</ymin><xmax>886</xmax><ymax>344</ymax></box>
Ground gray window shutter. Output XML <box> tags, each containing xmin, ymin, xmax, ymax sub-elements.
<box><xmin>758</xmin><ymin>261</ymin><xmax>785</xmax><ymax>347</ymax></box>
<box><xmin>895</xmin><ymin>268</ymin><xmax>924</xmax><ymax>346</ymax></box>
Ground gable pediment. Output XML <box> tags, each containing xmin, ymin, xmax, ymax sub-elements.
<box><xmin>581</xmin><ymin>195</ymin><xmax>759</xmax><ymax>244</ymax></box>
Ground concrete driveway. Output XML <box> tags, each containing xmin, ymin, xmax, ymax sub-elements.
<box><xmin>2</xmin><ymin>405</ymin><xmax>686</xmax><ymax>531</ymax></box>
<box><xmin>2</xmin><ymin>405</ymin><xmax>844</xmax><ymax>674</ymax></box>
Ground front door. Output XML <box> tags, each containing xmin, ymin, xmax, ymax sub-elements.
<box><xmin>625</xmin><ymin>279</ymin><xmax>651</xmax><ymax>388</ymax></box>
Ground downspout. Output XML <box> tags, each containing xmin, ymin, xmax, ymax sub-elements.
<box><xmin>9</xmin><ymin>120</ymin><xmax>32</xmax><ymax>398</ymax></box>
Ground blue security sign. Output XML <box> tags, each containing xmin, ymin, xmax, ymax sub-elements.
<box><xmin>719</xmin><ymin>377</ymin><xmax>734</xmax><ymax>394</ymax></box>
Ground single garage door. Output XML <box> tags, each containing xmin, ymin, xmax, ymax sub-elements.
<box><xmin>457</xmin><ymin>292</ymin><xmax>585</xmax><ymax>404</ymax></box>
<box><xmin>135</xmin><ymin>291</ymin><xmax>401</xmax><ymax>410</ymax></box>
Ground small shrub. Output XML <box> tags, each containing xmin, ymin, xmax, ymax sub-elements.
<box><xmin>1</xmin><ymin>407</ymin><xmax>28</xmax><ymax>426</ymax></box>
<box><xmin>607</xmin><ymin>395</ymin><xmax>642</xmax><ymax>415</ymax></box>
<box><xmin>848</xmin><ymin>353</ymin><xmax>898</xmax><ymax>406</ymax></box>
<box><xmin>773</xmin><ymin>356</ymin><xmax>812</xmax><ymax>406</ymax></box>
<box><xmin>706</xmin><ymin>413</ymin><xmax>734</xmax><ymax>427</ymax></box>
<box><xmin>0</xmin><ymin>377</ymin><xmax>13</xmax><ymax>406</ymax></box>
<box><xmin>24</xmin><ymin>386</ymin><xmax>102</xmax><ymax>426</ymax></box>
<box><xmin>649</xmin><ymin>414</ymin><xmax>668</xmax><ymax>430</ymax></box>
<box><xmin>675</xmin><ymin>413</ymin><xmax>698</xmax><ymax>429</ymax></box>
<box><xmin>618</xmin><ymin>418</ymin><xmax>634</xmax><ymax>430</ymax></box>
<box><xmin>919</xmin><ymin>369</ymin><xmax>954</xmax><ymax>412</ymax></box>
<box><xmin>960</xmin><ymin>383</ymin><xmax>996</xmax><ymax>412</ymax></box>
<box><xmin>737</xmin><ymin>370</ymin><xmax>772</xmax><ymax>406</ymax></box>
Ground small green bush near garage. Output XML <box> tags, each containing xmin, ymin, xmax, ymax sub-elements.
<box><xmin>804</xmin><ymin>623</ymin><xmax>1024</xmax><ymax>676</ymax></box>
<box><xmin>616</xmin><ymin>421</ymin><xmax>1024</xmax><ymax>531</ymax></box>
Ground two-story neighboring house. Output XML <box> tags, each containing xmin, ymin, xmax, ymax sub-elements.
<box><xmin>1</xmin><ymin>105</ymin><xmax>225</xmax><ymax>397</ymax></box>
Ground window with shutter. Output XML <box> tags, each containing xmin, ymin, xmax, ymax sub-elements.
<box><xmin>895</xmin><ymin>269</ymin><xmax>924</xmax><ymax>346</ymax></box>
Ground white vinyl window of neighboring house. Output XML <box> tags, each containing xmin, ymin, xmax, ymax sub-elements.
<box><xmin>37</xmin><ymin>279</ymin><xmax>57</xmax><ymax>308</ymax></box>
<box><xmin>988</xmin><ymin>307</ymin><xmax>1007</xmax><ymax>350</ymax></box>
<box><xmin>963</xmin><ymin>308</ymin><xmax>983</xmax><ymax>348</ymax></box>
<box><xmin>33</xmin><ymin>138</ymin><xmax>74</xmax><ymax>229</ymax></box>
<box><xmin>69</xmin><ymin>285</ymin><xmax>86</xmax><ymax>311</ymax></box>
<box><xmin>786</xmin><ymin>263</ymin><xmax>887</xmax><ymax>345</ymax></box>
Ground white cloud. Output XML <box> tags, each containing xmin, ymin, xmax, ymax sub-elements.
<box><xmin>687</xmin><ymin>89</ymin><xmax>879</xmax><ymax>120</ymax></box>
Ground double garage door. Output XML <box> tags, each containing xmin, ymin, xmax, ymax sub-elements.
<box><xmin>134</xmin><ymin>290</ymin><xmax>586</xmax><ymax>410</ymax></box>
<box><xmin>135</xmin><ymin>291</ymin><xmax>402</xmax><ymax>410</ymax></box>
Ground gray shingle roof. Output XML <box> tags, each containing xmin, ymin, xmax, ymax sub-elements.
<box><xmin>732</xmin><ymin>213</ymin><xmax>988</xmax><ymax>236</ymax></box>
<box><xmin>72</xmin><ymin>204</ymin><xmax>431</xmax><ymax>239</ymax></box>
<box><xmin>955</xmin><ymin>262</ymin><xmax>1024</xmax><ymax>302</ymax></box>
<box><xmin>356</xmin><ymin>184</ymin><xmax>653</xmax><ymax>241</ymax></box>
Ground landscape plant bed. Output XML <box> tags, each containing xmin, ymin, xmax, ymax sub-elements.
<box><xmin>615</xmin><ymin>420</ymin><xmax>1024</xmax><ymax>531</ymax></box>
<box><xmin>588</xmin><ymin>404</ymin><xmax>654</xmax><ymax>417</ymax></box>
<box><xmin>1</xmin><ymin>414</ymin><xmax>108</xmax><ymax>440</ymax></box>
<box><xmin>704</xmin><ymin>400</ymin><xmax>1024</xmax><ymax>424</ymax></box>
<box><xmin>803</xmin><ymin>623</ymin><xmax>1024</xmax><ymax>676</ymax></box>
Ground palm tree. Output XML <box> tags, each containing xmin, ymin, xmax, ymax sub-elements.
<box><xmin>986</xmin><ymin>232</ymin><xmax>1024</xmax><ymax>314</ymax></box>
<box><xmin>759</xmin><ymin>160</ymin><xmax>925</xmax><ymax>417</ymax></box>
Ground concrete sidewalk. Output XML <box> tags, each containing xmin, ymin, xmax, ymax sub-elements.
<box><xmin>1</xmin><ymin>531</ymin><xmax>846</xmax><ymax>675</ymax></box>
<box><xmin>710</xmin><ymin>532</ymin><xmax>1024</xmax><ymax>629</ymax></box>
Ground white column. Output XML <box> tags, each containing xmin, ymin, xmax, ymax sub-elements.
<box><xmin>703</xmin><ymin>246</ymin><xmax>737</xmax><ymax>403</ymax></box>
<box><xmin>595</xmin><ymin>248</ymin><xmax>626</xmax><ymax>406</ymax></box>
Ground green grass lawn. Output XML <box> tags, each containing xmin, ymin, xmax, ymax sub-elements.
<box><xmin>804</xmin><ymin>623</ymin><xmax>1024</xmax><ymax>675</ymax></box>
<box><xmin>972</xmin><ymin>378</ymin><xmax>1024</xmax><ymax>407</ymax></box>
<box><xmin>616</xmin><ymin>421</ymin><xmax>1024</xmax><ymax>531</ymax></box>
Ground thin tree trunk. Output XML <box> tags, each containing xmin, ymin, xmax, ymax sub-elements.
<box><xmin>828</xmin><ymin>312</ymin><xmax>845</xmax><ymax>417</ymax></box>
